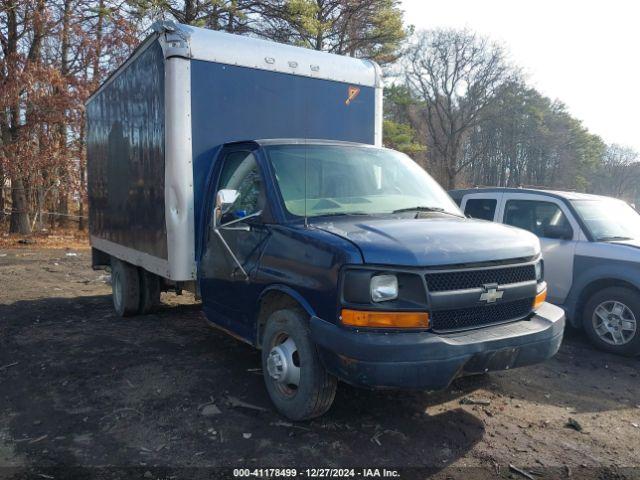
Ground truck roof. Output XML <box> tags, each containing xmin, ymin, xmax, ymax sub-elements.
<box><xmin>250</xmin><ymin>139</ymin><xmax>377</xmax><ymax>147</ymax></box>
<box><xmin>449</xmin><ymin>187</ymin><xmax>614</xmax><ymax>202</ymax></box>
<box><xmin>174</xmin><ymin>22</ymin><xmax>381</xmax><ymax>87</ymax></box>
<box><xmin>88</xmin><ymin>21</ymin><xmax>382</xmax><ymax>105</ymax></box>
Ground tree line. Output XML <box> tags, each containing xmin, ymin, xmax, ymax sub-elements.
<box><xmin>384</xmin><ymin>29</ymin><xmax>639</xmax><ymax>201</ymax></box>
<box><xmin>1</xmin><ymin>1</ymin><xmax>637</xmax><ymax>235</ymax></box>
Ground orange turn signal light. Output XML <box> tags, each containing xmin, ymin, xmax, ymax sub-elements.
<box><xmin>341</xmin><ymin>309</ymin><xmax>430</xmax><ymax>329</ymax></box>
<box><xmin>533</xmin><ymin>287</ymin><xmax>547</xmax><ymax>310</ymax></box>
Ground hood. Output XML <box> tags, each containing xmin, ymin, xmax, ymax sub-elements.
<box><xmin>312</xmin><ymin>216</ymin><xmax>540</xmax><ymax>267</ymax></box>
<box><xmin>610</xmin><ymin>239</ymin><xmax>640</xmax><ymax>250</ymax></box>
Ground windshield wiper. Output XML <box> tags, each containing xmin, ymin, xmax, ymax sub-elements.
<box><xmin>597</xmin><ymin>235</ymin><xmax>634</xmax><ymax>242</ymax></box>
<box><xmin>392</xmin><ymin>206</ymin><xmax>463</xmax><ymax>217</ymax></box>
<box><xmin>314</xmin><ymin>212</ymin><xmax>369</xmax><ymax>217</ymax></box>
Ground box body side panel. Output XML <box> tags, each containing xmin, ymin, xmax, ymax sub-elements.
<box><xmin>87</xmin><ymin>40</ymin><xmax>168</xmax><ymax>261</ymax></box>
<box><xmin>164</xmin><ymin>57</ymin><xmax>196</xmax><ymax>280</ymax></box>
<box><xmin>190</xmin><ymin>60</ymin><xmax>376</xmax><ymax>248</ymax></box>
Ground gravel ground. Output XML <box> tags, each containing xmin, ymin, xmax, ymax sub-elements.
<box><xmin>0</xmin><ymin>247</ymin><xmax>639</xmax><ymax>479</ymax></box>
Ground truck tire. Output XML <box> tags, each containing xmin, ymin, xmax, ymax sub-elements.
<box><xmin>111</xmin><ymin>258</ymin><xmax>140</xmax><ymax>317</ymax></box>
<box><xmin>582</xmin><ymin>286</ymin><xmax>640</xmax><ymax>356</ymax></box>
<box><xmin>138</xmin><ymin>269</ymin><xmax>161</xmax><ymax>315</ymax></box>
<box><xmin>261</xmin><ymin>308</ymin><xmax>337</xmax><ymax>420</ymax></box>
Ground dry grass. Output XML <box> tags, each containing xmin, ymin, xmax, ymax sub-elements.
<box><xmin>0</xmin><ymin>229</ymin><xmax>89</xmax><ymax>250</ymax></box>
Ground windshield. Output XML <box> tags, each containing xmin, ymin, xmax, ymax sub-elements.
<box><xmin>265</xmin><ymin>145</ymin><xmax>461</xmax><ymax>218</ymax></box>
<box><xmin>572</xmin><ymin>198</ymin><xmax>640</xmax><ymax>241</ymax></box>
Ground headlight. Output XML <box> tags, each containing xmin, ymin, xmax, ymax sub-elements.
<box><xmin>535</xmin><ymin>260</ymin><xmax>544</xmax><ymax>282</ymax></box>
<box><xmin>370</xmin><ymin>274</ymin><xmax>398</xmax><ymax>302</ymax></box>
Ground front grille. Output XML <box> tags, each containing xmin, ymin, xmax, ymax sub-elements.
<box><xmin>430</xmin><ymin>298</ymin><xmax>533</xmax><ymax>332</ymax></box>
<box><xmin>425</xmin><ymin>265</ymin><xmax>535</xmax><ymax>292</ymax></box>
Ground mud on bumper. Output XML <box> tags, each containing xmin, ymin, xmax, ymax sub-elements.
<box><xmin>310</xmin><ymin>302</ymin><xmax>565</xmax><ymax>390</ymax></box>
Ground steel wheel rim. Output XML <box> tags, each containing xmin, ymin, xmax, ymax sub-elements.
<box><xmin>266</xmin><ymin>332</ymin><xmax>301</xmax><ymax>398</ymax></box>
<box><xmin>592</xmin><ymin>300</ymin><xmax>637</xmax><ymax>346</ymax></box>
<box><xmin>112</xmin><ymin>270</ymin><xmax>122</xmax><ymax>311</ymax></box>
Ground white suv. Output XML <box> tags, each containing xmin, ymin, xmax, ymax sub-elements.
<box><xmin>450</xmin><ymin>187</ymin><xmax>640</xmax><ymax>356</ymax></box>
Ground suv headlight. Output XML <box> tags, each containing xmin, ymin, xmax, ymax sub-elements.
<box><xmin>370</xmin><ymin>274</ymin><xmax>398</xmax><ymax>302</ymax></box>
<box><xmin>535</xmin><ymin>260</ymin><xmax>544</xmax><ymax>282</ymax></box>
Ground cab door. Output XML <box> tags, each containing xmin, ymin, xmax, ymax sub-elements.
<box><xmin>199</xmin><ymin>147</ymin><xmax>271</xmax><ymax>341</ymax></box>
<box><xmin>499</xmin><ymin>193</ymin><xmax>581</xmax><ymax>304</ymax></box>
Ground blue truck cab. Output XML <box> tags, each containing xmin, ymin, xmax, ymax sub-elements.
<box><xmin>86</xmin><ymin>22</ymin><xmax>565</xmax><ymax>420</ymax></box>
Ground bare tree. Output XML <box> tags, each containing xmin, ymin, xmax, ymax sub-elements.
<box><xmin>403</xmin><ymin>29</ymin><xmax>513</xmax><ymax>188</ymax></box>
<box><xmin>129</xmin><ymin>0</ymin><xmax>261</xmax><ymax>32</ymax></box>
<box><xmin>592</xmin><ymin>144</ymin><xmax>640</xmax><ymax>198</ymax></box>
<box><xmin>0</xmin><ymin>0</ymin><xmax>50</xmax><ymax>234</ymax></box>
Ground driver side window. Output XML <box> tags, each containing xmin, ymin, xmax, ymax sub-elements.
<box><xmin>218</xmin><ymin>151</ymin><xmax>264</xmax><ymax>219</ymax></box>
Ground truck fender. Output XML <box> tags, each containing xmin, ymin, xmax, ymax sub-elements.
<box><xmin>256</xmin><ymin>285</ymin><xmax>317</xmax><ymax>348</ymax></box>
<box><xmin>564</xmin><ymin>256</ymin><xmax>640</xmax><ymax>326</ymax></box>
<box><xmin>258</xmin><ymin>285</ymin><xmax>317</xmax><ymax>317</ymax></box>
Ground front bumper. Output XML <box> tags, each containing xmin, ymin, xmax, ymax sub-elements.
<box><xmin>310</xmin><ymin>302</ymin><xmax>565</xmax><ymax>390</ymax></box>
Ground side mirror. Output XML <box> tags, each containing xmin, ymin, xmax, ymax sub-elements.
<box><xmin>543</xmin><ymin>224</ymin><xmax>572</xmax><ymax>240</ymax></box>
<box><xmin>216</xmin><ymin>189</ymin><xmax>239</xmax><ymax>215</ymax></box>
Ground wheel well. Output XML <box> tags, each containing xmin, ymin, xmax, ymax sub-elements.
<box><xmin>576</xmin><ymin>278</ymin><xmax>640</xmax><ymax>325</ymax></box>
<box><xmin>91</xmin><ymin>248</ymin><xmax>112</xmax><ymax>270</ymax></box>
<box><xmin>256</xmin><ymin>291</ymin><xmax>307</xmax><ymax>349</ymax></box>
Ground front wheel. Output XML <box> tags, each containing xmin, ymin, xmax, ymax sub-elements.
<box><xmin>582</xmin><ymin>286</ymin><xmax>640</xmax><ymax>356</ymax></box>
<box><xmin>261</xmin><ymin>309</ymin><xmax>337</xmax><ymax>420</ymax></box>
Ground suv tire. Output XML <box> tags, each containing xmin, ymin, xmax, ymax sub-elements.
<box><xmin>582</xmin><ymin>286</ymin><xmax>640</xmax><ymax>356</ymax></box>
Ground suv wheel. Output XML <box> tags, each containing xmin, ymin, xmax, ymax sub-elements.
<box><xmin>111</xmin><ymin>258</ymin><xmax>140</xmax><ymax>317</ymax></box>
<box><xmin>261</xmin><ymin>308</ymin><xmax>337</xmax><ymax>420</ymax></box>
<box><xmin>582</xmin><ymin>286</ymin><xmax>640</xmax><ymax>356</ymax></box>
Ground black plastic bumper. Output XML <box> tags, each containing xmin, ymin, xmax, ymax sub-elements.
<box><xmin>310</xmin><ymin>302</ymin><xmax>565</xmax><ymax>390</ymax></box>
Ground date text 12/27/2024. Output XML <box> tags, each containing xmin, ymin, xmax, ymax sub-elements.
<box><xmin>233</xmin><ymin>469</ymin><xmax>401</xmax><ymax>478</ymax></box>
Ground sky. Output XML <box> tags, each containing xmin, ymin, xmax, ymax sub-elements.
<box><xmin>400</xmin><ymin>0</ymin><xmax>640</xmax><ymax>152</ymax></box>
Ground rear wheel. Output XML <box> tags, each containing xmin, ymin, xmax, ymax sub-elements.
<box><xmin>138</xmin><ymin>269</ymin><xmax>161</xmax><ymax>314</ymax></box>
<box><xmin>582</xmin><ymin>286</ymin><xmax>640</xmax><ymax>356</ymax></box>
<box><xmin>262</xmin><ymin>308</ymin><xmax>337</xmax><ymax>420</ymax></box>
<box><xmin>111</xmin><ymin>258</ymin><xmax>140</xmax><ymax>317</ymax></box>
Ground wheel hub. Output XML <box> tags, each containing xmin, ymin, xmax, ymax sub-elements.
<box><xmin>267</xmin><ymin>347</ymin><xmax>286</xmax><ymax>381</ymax></box>
<box><xmin>593</xmin><ymin>300</ymin><xmax>637</xmax><ymax>346</ymax></box>
<box><xmin>266</xmin><ymin>337</ymin><xmax>300</xmax><ymax>387</ymax></box>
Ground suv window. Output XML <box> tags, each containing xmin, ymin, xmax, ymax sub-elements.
<box><xmin>218</xmin><ymin>151</ymin><xmax>264</xmax><ymax>218</ymax></box>
<box><xmin>464</xmin><ymin>198</ymin><xmax>497</xmax><ymax>220</ymax></box>
<box><xmin>504</xmin><ymin>199</ymin><xmax>571</xmax><ymax>238</ymax></box>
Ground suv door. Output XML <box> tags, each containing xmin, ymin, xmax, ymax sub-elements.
<box><xmin>200</xmin><ymin>148</ymin><xmax>271</xmax><ymax>340</ymax></box>
<box><xmin>461</xmin><ymin>192</ymin><xmax>502</xmax><ymax>221</ymax></box>
<box><xmin>499</xmin><ymin>193</ymin><xmax>581</xmax><ymax>304</ymax></box>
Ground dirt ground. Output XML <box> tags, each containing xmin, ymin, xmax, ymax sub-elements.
<box><xmin>1</xmin><ymin>247</ymin><xmax>639</xmax><ymax>479</ymax></box>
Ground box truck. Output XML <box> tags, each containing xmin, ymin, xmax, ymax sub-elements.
<box><xmin>87</xmin><ymin>21</ymin><xmax>565</xmax><ymax>420</ymax></box>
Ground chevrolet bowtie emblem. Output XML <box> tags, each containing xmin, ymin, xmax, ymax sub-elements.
<box><xmin>480</xmin><ymin>284</ymin><xmax>503</xmax><ymax>303</ymax></box>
